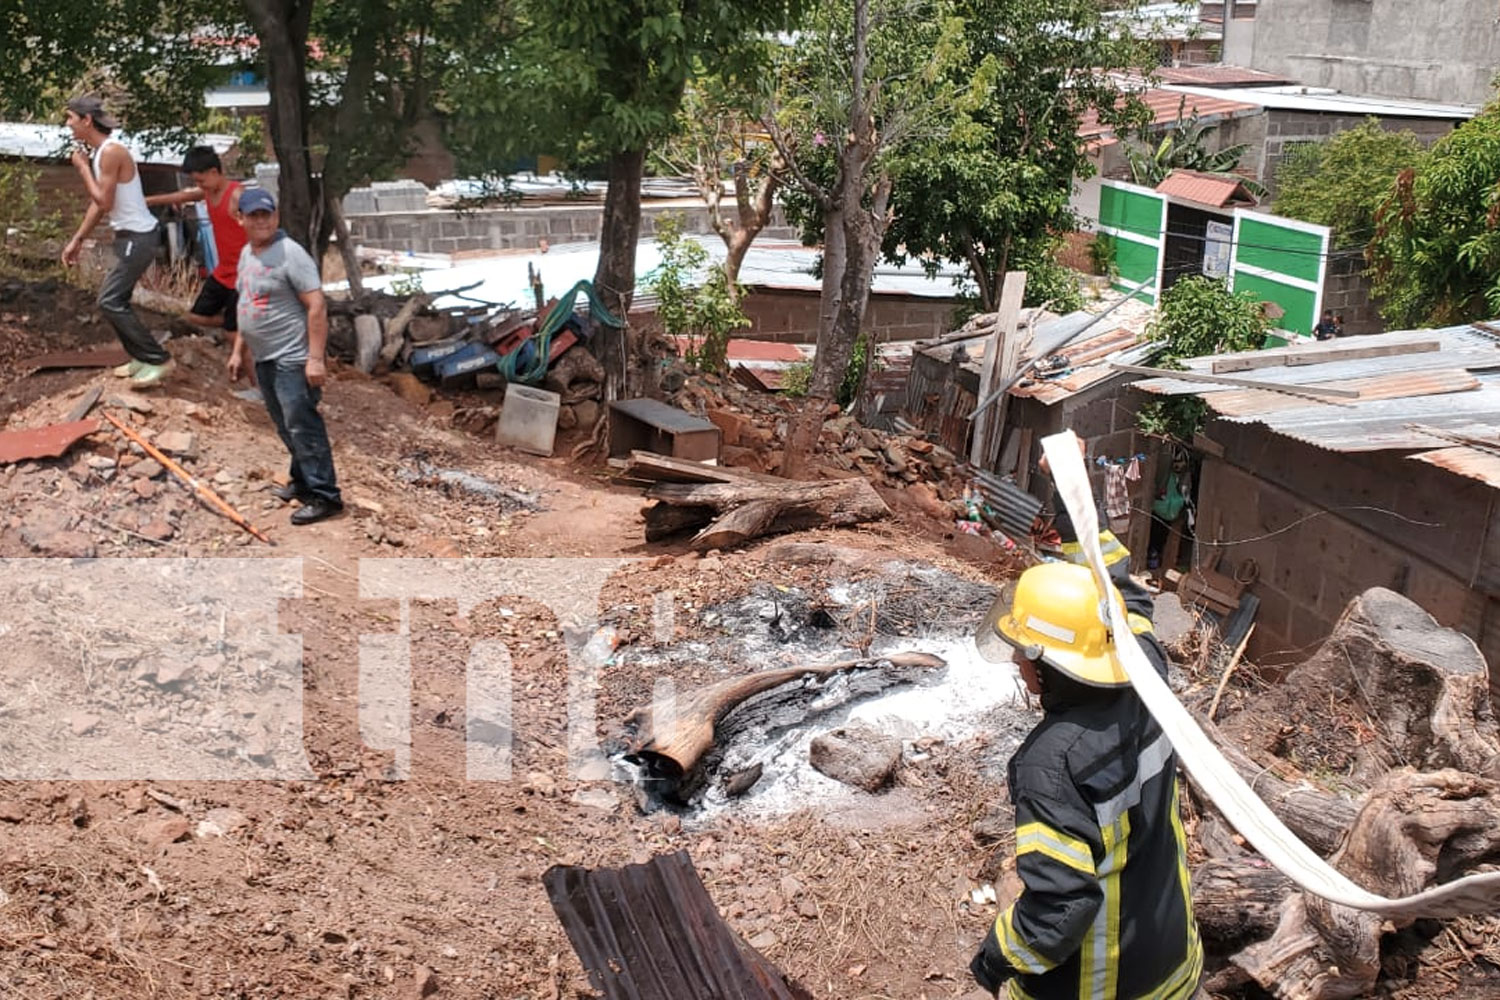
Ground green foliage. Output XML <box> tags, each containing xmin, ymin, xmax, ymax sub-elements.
<box><xmin>1137</xmin><ymin>276</ymin><xmax>1270</xmax><ymax>440</ymax></box>
<box><xmin>838</xmin><ymin>331</ymin><xmax>877</xmax><ymax>406</ymax></box>
<box><xmin>876</xmin><ymin>0</ymin><xmax>1154</xmax><ymax>312</ymax></box>
<box><xmin>1368</xmin><ymin>103</ymin><xmax>1500</xmax><ymax>328</ymax></box>
<box><xmin>1273</xmin><ymin>119</ymin><xmax>1426</xmax><ymax>250</ymax></box>
<box><xmin>202</xmin><ymin>110</ymin><xmax>269</xmax><ymax>169</ymax></box>
<box><xmin>1016</xmin><ymin>239</ymin><xmax>1085</xmax><ymax>314</ymax></box>
<box><xmin>643</xmin><ymin>216</ymin><xmax>750</xmax><ymax>373</ymax></box>
<box><xmin>1087</xmin><ymin>233</ymin><xmax>1118</xmax><ymax>278</ymax></box>
<box><xmin>450</xmin><ymin>0</ymin><xmax>798</xmax><ymax>174</ymax></box>
<box><xmin>780</xmin><ymin>360</ymin><xmax>812</xmax><ymax>397</ymax></box>
<box><xmin>0</xmin><ymin>161</ymin><xmax>64</xmax><ymax>276</ymax></box>
<box><xmin>0</xmin><ymin>0</ymin><xmax>231</xmax><ymax>138</ymax></box>
<box><xmin>1123</xmin><ymin>98</ymin><xmax>1266</xmax><ymax>197</ymax></box>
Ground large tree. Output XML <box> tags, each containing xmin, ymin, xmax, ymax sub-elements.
<box><xmin>882</xmin><ymin>0</ymin><xmax>1152</xmax><ymax>313</ymax></box>
<box><xmin>653</xmin><ymin>76</ymin><xmax>786</xmax><ymax>300</ymax></box>
<box><xmin>454</xmin><ymin>0</ymin><xmax>802</xmax><ymax>393</ymax></box>
<box><xmin>765</xmin><ymin>0</ymin><xmax>974</xmax><ymax>477</ymax></box>
<box><xmin>1274</xmin><ymin>118</ymin><xmax>1427</xmax><ymax>251</ymax></box>
<box><xmin>1368</xmin><ymin>103</ymin><xmax>1500</xmax><ymax>328</ymax></box>
<box><xmin>3</xmin><ymin>0</ymin><xmax>507</xmax><ymax>273</ymax></box>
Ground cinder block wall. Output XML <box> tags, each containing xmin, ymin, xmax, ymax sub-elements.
<box><xmin>1195</xmin><ymin>419</ymin><xmax>1500</xmax><ymax>696</ymax></box>
<box><xmin>346</xmin><ymin>201</ymin><xmax>798</xmax><ymax>255</ymax></box>
<box><xmin>724</xmin><ymin>289</ymin><xmax>961</xmax><ymax>345</ymax></box>
<box><xmin>1320</xmin><ymin>248</ymin><xmax>1381</xmax><ymax>335</ymax></box>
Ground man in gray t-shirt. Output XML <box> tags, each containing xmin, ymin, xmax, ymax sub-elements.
<box><xmin>232</xmin><ymin>187</ymin><xmax>342</xmax><ymax>524</ymax></box>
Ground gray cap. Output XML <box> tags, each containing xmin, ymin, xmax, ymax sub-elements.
<box><xmin>66</xmin><ymin>95</ymin><xmax>119</xmax><ymax>131</ymax></box>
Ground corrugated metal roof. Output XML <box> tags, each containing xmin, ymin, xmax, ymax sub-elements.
<box><xmin>1156</xmin><ymin>169</ymin><xmax>1257</xmax><ymax>208</ymax></box>
<box><xmin>1190</xmin><ymin>369</ymin><xmax>1483</xmax><ymax>417</ymax></box>
<box><xmin>1079</xmin><ymin>88</ymin><xmax>1260</xmax><ymax>145</ymax></box>
<box><xmin>0</xmin><ymin>122</ymin><xmax>238</xmax><ymax>163</ymax></box>
<box><xmin>1155</xmin><ymin>65</ymin><xmax>1292</xmax><ymax>87</ymax></box>
<box><xmin>1131</xmin><ymin>324</ymin><xmax>1500</xmax><ymax>482</ymax></box>
<box><xmin>1135</xmin><ymin>327</ymin><xmax>1500</xmax><ymax>396</ymax></box>
<box><xmin>1162</xmin><ymin>84</ymin><xmax>1478</xmax><ymax>119</ymax></box>
<box><xmin>1211</xmin><ymin>380</ymin><xmax>1500</xmax><ymax>452</ymax></box>
<box><xmin>1411</xmin><ymin>447</ymin><xmax>1500</xmax><ymax>489</ymax></box>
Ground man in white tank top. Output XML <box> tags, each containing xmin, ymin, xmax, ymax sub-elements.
<box><xmin>61</xmin><ymin>95</ymin><xmax>174</xmax><ymax>386</ymax></box>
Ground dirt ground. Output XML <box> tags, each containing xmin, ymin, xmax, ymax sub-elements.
<box><xmin>0</xmin><ymin>281</ymin><xmax>1031</xmax><ymax>1000</ymax></box>
<box><xmin>3</xmin><ymin>280</ymin><xmax>1496</xmax><ymax>1000</ymax></box>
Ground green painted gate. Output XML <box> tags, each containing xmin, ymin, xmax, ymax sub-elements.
<box><xmin>1098</xmin><ymin>180</ymin><xmax>1165</xmax><ymax>303</ymax></box>
<box><xmin>1228</xmin><ymin>213</ymin><xmax>1329</xmax><ymax>338</ymax></box>
<box><xmin>1096</xmin><ymin>180</ymin><xmax>1331</xmax><ymax>336</ymax></box>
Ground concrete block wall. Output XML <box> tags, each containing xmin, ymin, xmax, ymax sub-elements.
<box><xmin>1320</xmin><ymin>248</ymin><xmax>1381</xmax><ymax>334</ymax></box>
<box><xmin>345</xmin><ymin>200</ymin><xmax>797</xmax><ymax>255</ymax></box>
<box><xmin>1260</xmin><ymin>111</ymin><xmax>1456</xmax><ymax>196</ymax></box>
<box><xmin>1248</xmin><ymin>0</ymin><xmax>1500</xmax><ymax>107</ymax></box>
<box><xmin>1195</xmin><ymin>421</ymin><xmax>1500</xmax><ymax>692</ymax></box>
<box><xmin>737</xmin><ymin>289</ymin><xmax>960</xmax><ymax>345</ymax></box>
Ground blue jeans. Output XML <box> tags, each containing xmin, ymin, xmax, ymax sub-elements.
<box><xmin>256</xmin><ymin>359</ymin><xmax>341</xmax><ymax>504</ymax></box>
<box><xmin>100</xmin><ymin>229</ymin><xmax>169</xmax><ymax>364</ymax></box>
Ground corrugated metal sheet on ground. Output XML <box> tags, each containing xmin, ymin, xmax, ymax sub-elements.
<box><xmin>544</xmin><ymin>851</ymin><xmax>812</xmax><ymax>1000</ymax></box>
<box><xmin>1410</xmin><ymin>447</ymin><xmax>1500</xmax><ymax>489</ymax></box>
<box><xmin>1136</xmin><ymin>327</ymin><xmax>1500</xmax><ymax>396</ymax></box>
<box><xmin>1202</xmin><ymin>369</ymin><xmax>1482</xmax><ymax>417</ymax></box>
<box><xmin>1214</xmin><ymin>379</ymin><xmax>1500</xmax><ymax>452</ymax></box>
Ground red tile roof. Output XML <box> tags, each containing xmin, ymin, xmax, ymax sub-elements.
<box><xmin>1155</xmin><ymin>169</ymin><xmax>1259</xmax><ymax>207</ymax></box>
<box><xmin>1079</xmin><ymin>88</ymin><xmax>1261</xmax><ymax>146</ymax></box>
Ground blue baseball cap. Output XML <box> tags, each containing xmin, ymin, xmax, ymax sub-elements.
<box><xmin>239</xmin><ymin>188</ymin><xmax>276</xmax><ymax>214</ymax></box>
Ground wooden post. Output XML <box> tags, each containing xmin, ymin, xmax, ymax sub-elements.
<box><xmin>971</xmin><ymin>272</ymin><xmax>1027</xmax><ymax>470</ymax></box>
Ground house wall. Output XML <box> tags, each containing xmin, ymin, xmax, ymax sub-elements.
<box><xmin>1195</xmin><ymin>418</ymin><xmax>1500</xmax><ymax>695</ymax></box>
<box><xmin>1320</xmin><ymin>248</ymin><xmax>1381</xmax><ymax>335</ymax></box>
<box><xmin>1249</xmin><ymin>0</ymin><xmax>1500</xmax><ymax>107</ymax></box>
<box><xmin>346</xmin><ymin>202</ymin><xmax>798</xmax><ymax>255</ymax></box>
<box><xmin>738</xmin><ymin>289</ymin><xmax>959</xmax><ymax>345</ymax></box>
<box><xmin>1215</xmin><ymin>110</ymin><xmax>1457</xmax><ymax>197</ymax></box>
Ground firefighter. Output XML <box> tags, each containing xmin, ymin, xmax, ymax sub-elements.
<box><xmin>968</xmin><ymin>534</ymin><xmax>1203</xmax><ymax>999</ymax></box>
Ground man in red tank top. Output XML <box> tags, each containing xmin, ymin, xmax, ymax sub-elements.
<box><xmin>147</xmin><ymin>146</ymin><xmax>251</xmax><ymax>370</ymax></box>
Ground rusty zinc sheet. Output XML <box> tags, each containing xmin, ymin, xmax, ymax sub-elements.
<box><xmin>0</xmin><ymin>419</ymin><xmax>100</xmax><ymax>464</ymax></box>
<box><xmin>22</xmin><ymin>347</ymin><xmax>130</xmax><ymax>371</ymax></box>
<box><xmin>1202</xmin><ymin>369</ymin><xmax>1482</xmax><ymax>418</ymax></box>
<box><xmin>1410</xmin><ymin>447</ymin><xmax>1500</xmax><ymax>489</ymax></box>
<box><xmin>544</xmin><ymin>850</ymin><xmax>812</xmax><ymax>1000</ymax></box>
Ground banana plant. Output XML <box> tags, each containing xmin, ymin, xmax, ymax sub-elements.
<box><xmin>1124</xmin><ymin>96</ymin><xmax>1268</xmax><ymax>198</ymax></box>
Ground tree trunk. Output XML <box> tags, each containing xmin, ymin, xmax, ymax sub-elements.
<box><xmin>243</xmin><ymin>0</ymin><xmax>316</xmax><ymax>254</ymax></box>
<box><xmin>778</xmin><ymin>206</ymin><xmax>848</xmax><ymax>480</ymax></box>
<box><xmin>325</xmin><ymin>193</ymin><xmax>365</xmax><ymax>298</ymax></box>
<box><xmin>623</xmin><ymin>651</ymin><xmax>944</xmax><ymax>803</ymax></box>
<box><xmin>1192</xmin><ymin>858</ymin><xmax>1297</xmax><ymax>944</ymax></box>
<box><xmin>724</xmin><ymin>229</ymin><xmax>753</xmax><ymax>299</ymax></box>
<box><xmin>642</xmin><ymin>477</ymin><xmax>891</xmax><ymax>551</ymax></box>
<box><xmin>592</xmin><ymin>147</ymin><xmax>646</xmax><ymax>399</ymax></box>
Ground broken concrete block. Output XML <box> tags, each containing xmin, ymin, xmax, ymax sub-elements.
<box><xmin>154</xmin><ymin>431</ymin><xmax>197</xmax><ymax>459</ymax></box>
<box><xmin>809</xmin><ymin>723</ymin><xmax>901</xmax><ymax>792</ymax></box>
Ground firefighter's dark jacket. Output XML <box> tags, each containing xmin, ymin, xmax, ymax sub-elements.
<box><xmin>972</xmin><ymin>565</ymin><xmax>1203</xmax><ymax>1000</ymax></box>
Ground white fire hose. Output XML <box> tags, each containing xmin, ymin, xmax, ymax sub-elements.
<box><xmin>1041</xmin><ymin>429</ymin><xmax>1500</xmax><ymax>919</ymax></box>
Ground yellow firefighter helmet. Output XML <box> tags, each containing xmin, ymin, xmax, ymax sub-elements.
<box><xmin>974</xmin><ymin>561</ymin><xmax>1131</xmax><ymax>688</ymax></box>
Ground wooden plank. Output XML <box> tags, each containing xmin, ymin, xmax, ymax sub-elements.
<box><xmin>1015</xmin><ymin>427</ymin><xmax>1035</xmax><ymax>492</ymax></box>
<box><xmin>612</xmin><ymin>450</ymin><xmax>759</xmax><ymax>485</ymax></box>
<box><xmin>1113</xmin><ymin>363</ymin><xmax>1362</xmax><ymax>399</ymax></box>
<box><xmin>978</xmin><ymin>272</ymin><xmax>1028</xmax><ymax>469</ymax></box>
<box><xmin>1210</xmin><ymin>339</ymin><xmax>1441</xmax><ymax>374</ymax></box>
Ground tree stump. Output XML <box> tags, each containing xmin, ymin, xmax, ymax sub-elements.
<box><xmin>643</xmin><ymin>477</ymin><xmax>890</xmax><ymax>551</ymax></box>
<box><xmin>1216</xmin><ymin>588</ymin><xmax>1500</xmax><ymax>789</ymax></box>
<box><xmin>1230</xmin><ymin>769</ymin><xmax>1500</xmax><ymax>999</ymax></box>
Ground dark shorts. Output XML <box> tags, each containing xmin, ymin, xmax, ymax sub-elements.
<box><xmin>191</xmin><ymin>275</ymin><xmax>238</xmax><ymax>332</ymax></box>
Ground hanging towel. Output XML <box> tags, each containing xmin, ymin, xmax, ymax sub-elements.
<box><xmin>1125</xmin><ymin>456</ymin><xmax>1142</xmax><ymax>482</ymax></box>
<box><xmin>1105</xmin><ymin>463</ymin><xmax>1131</xmax><ymax>519</ymax></box>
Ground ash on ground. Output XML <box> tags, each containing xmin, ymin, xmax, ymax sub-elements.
<box><xmin>615</xmin><ymin>560</ymin><xmax>1038</xmax><ymax>823</ymax></box>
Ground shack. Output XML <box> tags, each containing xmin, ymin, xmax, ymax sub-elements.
<box><xmin>1130</xmin><ymin>325</ymin><xmax>1500</xmax><ymax>694</ymax></box>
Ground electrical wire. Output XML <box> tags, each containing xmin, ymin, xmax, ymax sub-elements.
<box><xmin>1127</xmin><ymin>501</ymin><xmax>1442</xmax><ymax>548</ymax></box>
